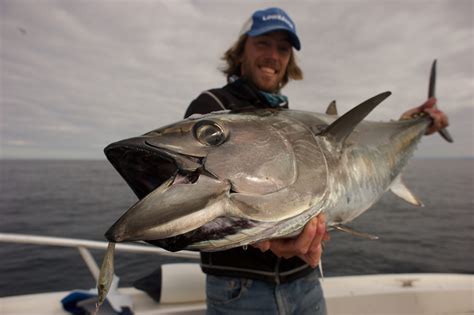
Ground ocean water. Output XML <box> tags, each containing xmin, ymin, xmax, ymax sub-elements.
<box><xmin>0</xmin><ymin>159</ymin><xmax>473</xmax><ymax>297</ymax></box>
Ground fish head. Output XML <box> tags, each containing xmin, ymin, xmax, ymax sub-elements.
<box><xmin>104</xmin><ymin>111</ymin><xmax>303</xmax><ymax>245</ymax></box>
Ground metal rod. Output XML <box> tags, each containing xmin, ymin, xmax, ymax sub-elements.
<box><xmin>78</xmin><ymin>246</ymin><xmax>100</xmax><ymax>281</ymax></box>
<box><xmin>0</xmin><ymin>233</ymin><xmax>199</xmax><ymax>260</ymax></box>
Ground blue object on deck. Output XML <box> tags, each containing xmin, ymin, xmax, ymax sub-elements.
<box><xmin>61</xmin><ymin>290</ymin><xmax>133</xmax><ymax>315</ymax></box>
<box><xmin>61</xmin><ymin>291</ymin><xmax>95</xmax><ymax>315</ymax></box>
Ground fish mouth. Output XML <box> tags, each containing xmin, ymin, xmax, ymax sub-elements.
<box><xmin>104</xmin><ymin>136</ymin><xmax>233</xmax><ymax>245</ymax></box>
<box><xmin>104</xmin><ymin>137</ymin><xmax>204</xmax><ymax>200</ymax></box>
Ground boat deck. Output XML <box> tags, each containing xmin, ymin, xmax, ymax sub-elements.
<box><xmin>2</xmin><ymin>273</ymin><xmax>472</xmax><ymax>315</ymax></box>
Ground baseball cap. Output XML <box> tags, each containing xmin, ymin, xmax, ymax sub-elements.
<box><xmin>240</xmin><ymin>7</ymin><xmax>301</xmax><ymax>50</ymax></box>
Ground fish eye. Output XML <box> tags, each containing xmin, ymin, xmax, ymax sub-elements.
<box><xmin>193</xmin><ymin>120</ymin><xmax>227</xmax><ymax>146</ymax></box>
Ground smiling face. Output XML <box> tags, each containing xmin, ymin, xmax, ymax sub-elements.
<box><xmin>239</xmin><ymin>31</ymin><xmax>292</xmax><ymax>92</ymax></box>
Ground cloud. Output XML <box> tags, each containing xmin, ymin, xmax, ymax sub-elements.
<box><xmin>1</xmin><ymin>0</ymin><xmax>472</xmax><ymax>159</ymax></box>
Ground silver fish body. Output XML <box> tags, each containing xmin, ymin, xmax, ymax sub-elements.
<box><xmin>104</xmin><ymin>90</ymin><xmax>435</xmax><ymax>251</ymax></box>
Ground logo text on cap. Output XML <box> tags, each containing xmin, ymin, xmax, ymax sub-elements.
<box><xmin>262</xmin><ymin>14</ymin><xmax>294</xmax><ymax>30</ymax></box>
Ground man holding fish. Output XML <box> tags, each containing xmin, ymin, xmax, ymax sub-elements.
<box><xmin>184</xmin><ymin>7</ymin><xmax>449</xmax><ymax>315</ymax></box>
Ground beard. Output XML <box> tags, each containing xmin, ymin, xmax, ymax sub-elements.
<box><xmin>240</xmin><ymin>58</ymin><xmax>284</xmax><ymax>93</ymax></box>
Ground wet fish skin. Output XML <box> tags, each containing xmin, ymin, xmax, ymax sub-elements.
<box><xmin>103</xmin><ymin>62</ymin><xmax>450</xmax><ymax>251</ymax></box>
<box><xmin>103</xmin><ymin>99</ymin><xmax>430</xmax><ymax>250</ymax></box>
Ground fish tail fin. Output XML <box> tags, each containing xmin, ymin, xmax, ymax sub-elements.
<box><xmin>428</xmin><ymin>59</ymin><xmax>454</xmax><ymax>143</ymax></box>
<box><xmin>438</xmin><ymin>128</ymin><xmax>453</xmax><ymax>143</ymax></box>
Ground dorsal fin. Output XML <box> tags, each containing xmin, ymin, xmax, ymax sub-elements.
<box><xmin>323</xmin><ymin>91</ymin><xmax>391</xmax><ymax>143</ymax></box>
<box><xmin>325</xmin><ymin>100</ymin><xmax>338</xmax><ymax>115</ymax></box>
<box><xmin>390</xmin><ymin>174</ymin><xmax>424</xmax><ymax>206</ymax></box>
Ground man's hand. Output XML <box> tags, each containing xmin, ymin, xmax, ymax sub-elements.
<box><xmin>252</xmin><ymin>214</ymin><xmax>329</xmax><ymax>268</ymax></box>
<box><xmin>400</xmin><ymin>97</ymin><xmax>449</xmax><ymax>135</ymax></box>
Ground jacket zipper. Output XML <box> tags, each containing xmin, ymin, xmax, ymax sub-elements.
<box><xmin>274</xmin><ymin>257</ymin><xmax>281</xmax><ymax>284</ymax></box>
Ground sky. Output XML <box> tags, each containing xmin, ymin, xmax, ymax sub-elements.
<box><xmin>1</xmin><ymin>0</ymin><xmax>473</xmax><ymax>160</ymax></box>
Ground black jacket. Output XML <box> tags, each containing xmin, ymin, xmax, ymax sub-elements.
<box><xmin>184</xmin><ymin>78</ymin><xmax>314</xmax><ymax>284</ymax></box>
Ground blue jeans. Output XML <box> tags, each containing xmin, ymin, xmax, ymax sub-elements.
<box><xmin>206</xmin><ymin>270</ymin><xmax>326</xmax><ymax>315</ymax></box>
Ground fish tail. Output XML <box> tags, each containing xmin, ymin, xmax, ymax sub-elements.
<box><xmin>428</xmin><ymin>59</ymin><xmax>453</xmax><ymax>143</ymax></box>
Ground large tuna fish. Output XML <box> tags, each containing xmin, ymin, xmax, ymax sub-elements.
<box><xmin>103</xmin><ymin>60</ymin><xmax>451</xmax><ymax>252</ymax></box>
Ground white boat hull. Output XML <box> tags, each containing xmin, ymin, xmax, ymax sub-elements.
<box><xmin>2</xmin><ymin>273</ymin><xmax>472</xmax><ymax>315</ymax></box>
<box><xmin>1</xmin><ymin>233</ymin><xmax>472</xmax><ymax>314</ymax></box>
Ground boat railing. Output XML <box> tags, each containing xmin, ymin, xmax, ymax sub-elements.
<box><xmin>0</xmin><ymin>232</ymin><xmax>199</xmax><ymax>282</ymax></box>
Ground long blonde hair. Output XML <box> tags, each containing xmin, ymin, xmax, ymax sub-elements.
<box><xmin>220</xmin><ymin>34</ymin><xmax>303</xmax><ymax>90</ymax></box>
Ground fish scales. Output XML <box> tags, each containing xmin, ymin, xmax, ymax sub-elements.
<box><xmin>104</xmin><ymin>105</ymin><xmax>436</xmax><ymax>250</ymax></box>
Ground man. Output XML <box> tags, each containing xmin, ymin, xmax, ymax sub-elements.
<box><xmin>184</xmin><ymin>7</ymin><xmax>448</xmax><ymax>315</ymax></box>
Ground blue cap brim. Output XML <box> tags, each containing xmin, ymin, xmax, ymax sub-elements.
<box><xmin>247</xmin><ymin>26</ymin><xmax>301</xmax><ymax>51</ymax></box>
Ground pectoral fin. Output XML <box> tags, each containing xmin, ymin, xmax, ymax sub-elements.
<box><xmin>332</xmin><ymin>224</ymin><xmax>379</xmax><ymax>240</ymax></box>
<box><xmin>105</xmin><ymin>175</ymin><xmax>230</xmax><ymax>242</ymax></box>
<box><xmin>390</xmin><ymin>175</ymin><xmax>424</xmax><ymax>207</ymax></box>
